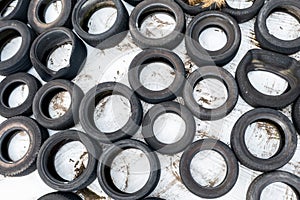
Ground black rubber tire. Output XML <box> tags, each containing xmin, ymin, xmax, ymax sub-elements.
<box><xmin>292</xmin><ymin>96</ymin><xmax>300</xmax><ymax>134</ymax></box>
<box><xmin>128</xmin><ymin>48</ymin><xmax>185</xmax><ymax>104</ymax></box>
<box><xmin>142</xmin><ymin>101</ymin><xmax>196</xmax><ymax>155</ymax></box>
<box><xmin>255</xmin><ymin>0</ymin><xmax>300</xmax><ymax>54</ymax></box>
<box><xmin>221</xmin><ymin>0</ymin><xmax>265</xmax><ymax>23</ymax></box>
<box><xmin>180</xmin><ymin>139</ymin><xmax>239</xmax><ymax>198</ymax></box>
<box><xmin>185</xmin><ymin>11</ymin><xmax>241</xmax><ymax>66</ymax></box>
<box><xmin>37</xmin><ymin>130</ymin><xmax>100</xmax><ymax>191</ymax></box>
<box><xmin>231</xmin><ymin>108</ymin><xmax>298</xmax><ymax>172</ymax></box>
<box><xmin>129</xmin><ymin>0</ymin><xmax>185</xmax><ymax>49</ymax></box>
<box><xmin>0</xmin><ymin>116</ymin><xmax>48</xmax><ymax>177</ymax></box>
<box><xmin>32</xmin><ymin>79</ymin><xmax>84</xmax><ymax>130</ymax></box>
<box><xmin>97</xmin><ymin>139</ymin><xmax>161</xmax><ymax>200</ymax></box>
<box><xmin>144</xmin><ymin>198</ymin><xmax>165</xmax><ymax>200</ymax></box>
<box><xmin>72</xmin><ymin>0</ymin><xmax>129</xmax><ymax>49</ymax></box>
<box><xmin>246</xmin><ymin>171</ymin><xmax>300</xmax><ymax>200</ymax></box>
<box><xmin>30</xmin><ymin>27</ymin><xmax>87</xmax><ymax>82</ymax></box>
<box><xmin>0</xmin><ymin>72</ymin><xmax>41</xmax><ymax>118</ymax></box>
<box><xmin>38</xmin><ymin>192</ymin><xmax>82</xmax><ymax>200</ymax></box>
<box><xmin>79</xmin><ymin>82</ymin><xmax>143</xmax><ymax>144</ymax></box>
<box><xmin>0</xmin><ymin>20</ymin><xmax>35</xmax><ymax>76</ymax></box>
<box><xmin>174</xmin><ymin>0</ymin><xmax>216</xmax><ymax>16</ymax></box>
<box><xmin>0</xmin><ymin>0</ymin><xmax>30</xmax><ymax>22</ymax></box>
<box><xmin>236</xmin><ymin>49</ymin><xmax>300</xmax><ymax>109</ymax></box>
<box><xmin>183</xmin><ymin>66</ymin><xmax>238</xmax><ymax>120</ymax></box>
<box><xmin>28</xmin><ymin>0</ymin><xmax>76</xmax><ymax>34</ymax></box>
<box><xmin>123</xmin><ymin>0</ymin><xmax>142</xmax><ymax>6</ymax></box>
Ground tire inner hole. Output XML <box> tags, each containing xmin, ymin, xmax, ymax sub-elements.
<box><xmin>261</xmin><ymin>182</ymin><xmax>298</xmax><ymax>200</ymax></box>
<box><xmin>0</xmin><ymin>0</ymin><xmax>18</xmax><ymax>17</ymax></box>
<box><xmin>111</xmin><ymin>149</ymin><xmax>150</xmax><ymax>193</ymax></box>
<box><xmin>5</xmin><ymin>130</ymin><xmax>30</xmax><ymax>162</ymax></box>
<box><xmin>47</xmin><ymin>90</ymin><xmax>71</xmax><ymax>119</ymax></box>
<box><xmin>225</xmin><ymin>0</ymin><xmax>253</xmax><ymax>9</ymax></box>
<box><xmin>190</xmin><ymin>150</ymin><xmax>227</xmax><ymax>187</ymax></box>
<box><xmin>153</xmin><ymin>113</ymin><xmax>186</xmax><ymax>144</ymax></box>
<box><xmin>39</xmin><ymin>0</ymin><xmax>62</xmax><ymax>24</ymax></box>
<box><xmin>0</xmin><ymin>31</ymin><xmax>22</xmax><ymax>61</ymax></box>
<box><xmin>94</xmin><ymin>95</ymin><xmax>131</xmax><ymax>133</ymax></box>
<box><xmin>193</xmin><ymin>78</ymin><xmax>228</xmax><ymax>109</ymax></box>
<box><xmin>245</xmin><ymin>120</ymin><xmax>281</xmax><ymax>159</ymax></box>
<box><xmin>54</xmin><ymin>141</ymin><xmax>88</xmax><ymax>181</ymax></box>
<box><xmin>47</xmin><ymin>43</ymin><xmax>72</xmax><ymax>71</ymax></box>
<box><xmin>199</xmin><ymin>27</ymin><xmax>227</xmax><ymax>51</ymax></box>
<box><xmin>6</xmin><ymin>83</ymin><xmax>29</xmax><ymax>108</ymax></box>
<box><xmin>248</xmin><ymin>71</ymin><xmax>289</xmax><ymax>96</ymax></box>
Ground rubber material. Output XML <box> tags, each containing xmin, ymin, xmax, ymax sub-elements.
<box><xmin>183</xmin><ymin>66</ymin><xmax>238</xmax><ymax>120</ymax></box>
<box><xmin>292</xmin><ymin>96</ymin><xmax>300</xmax><ymax>134</ymax></box>
<box><xmin>0</xmin><ymin>0</ymin><xmax>30</xmax><ymax>22</ymax></box>
<box><xmin>0</xmin><ymin>116</ymin><xmax>48</xmax><ymax>177</ymax></box>
<box><xmin>123</xmin><ymin>0</ymin><xmax>142</xmax><ymax>6</ymax></box>
<box><xmin>142</xmin><ymin>101</ymin><xmax>196</xmax><ymax>155</ymax></box>
<box><xmin>37</xmin><ymin>130</ymin><xmax>100</xmax><ymax>191</ymax></box>
<box><xmin>79</xmin><ymin>82</ymin><xmax>143</xmax><ymax>144</ymax></box>
<box><xmin>0</xmin><ymin>20</ymin><xmax>35</xmax><ymax>76</ymax></box>
<box><xmin>236</xmin><ymin>49</ymin><xmax>300</xmax><ymax>109</ymax></box>
<box><xmin>247</xmin><ymin>171</ymin><xmax>300</xmax><ymax>200</ymax></box>
<box><xmin>0</xmin><ymin>73</ymin><xmax>41</xmax><ymax>118</ymax></box>
<box><xmin>30</xmin><ymin>27</ymin><xmax>87</xmax><ymax>82</ymax></box>
<box><xmin>72</xmin><ymin>0</ymin><xmax>129</xmax><ymax>49</ymax></box>
<box><xmin>128</xmin><ymin>48</ymin><xmax>185</xmax><ymax>104</ymax></box>
<box><xmin>221</xmin><ymin>0</ymin><xmax>265</xmax><ymax>23</ymax></box>
<box><xmin>33</xmin><ymin>79</ymin><xmax>84</xmax><ymax>130</ymax></box>
<box><xmin>28</xmin><ymin>0</ymin><xmax>76</xmax><ymax>34</ymax></box>
<box><xmin>255</xmin><ymin>0</ymin><xmax>300</xmax><ymax>54</ymax></box>
<box><xmin>186</xmin><ymin>11</ymin><xmax>241</xmax><ymax>66</ymax></box>
<box><xmin>174</xmin><ymin>0</ymin><xmax>216</xmax><ymax>16</ymax></box>
<box><xmin>231</xmin><ymin>108</ymin><xmax>298</xmax><ymax>172</ymax></box>
<box><xmin>129</xmin><ymin>0</ymin><xmax>185</xmax><ymax>49</ymax></box>
<box><xmin>144</xmin><ymin>198</ymin><xmax>165</xmax><ymax>200</ymax></box>
<box><xmin>38</xmin><ymin>192</ymin><xmax>82</xmax><ymax>200</ymax></box>
<box><xmin>97</xmin><ymin>139</ymin><xmax>161</xmax><ymax>200</ymax></box>
<box><xmin>180</xmin><ymin>139</ymin><xmax>239</xmax><ymax>198</ymax></box>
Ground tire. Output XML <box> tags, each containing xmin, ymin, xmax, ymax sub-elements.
<box><xmin>123</xmin><ymin>0</ymin><xmax>142</xmax><ymax>6</ymax></box>
<box><xmin>30</xmin><ymin>27</ymin><xmax>87</xmax><ymax>82</ymax></box>
<box><xmin>247</xmin><ymin>171</ymin><xmax>300</xmax><ymax>200</ymax></box>
<box><xmin>221</xmin><ymin>0</ymin><xmax>265</xmax><ymax>23</ymax></box>
<box><xmin>0</xmin><ymin>20</ymin><xmax>35</xmax><ymax>76</ymax></box>
<box><xmin>0</xmin><ymin>116</ymin><xmax>48</xmax><ymax>177</ymax></box>
<box><xmin>97</xmin><ymin>139</ymin><xmax>161</xmax><ymax>200</ymax></box>
<box><xmin>185</xmin><ymin>11</ymin><xmax>241</xmax><ymax>66</ymax></box>
<box><xmin>79</xmin><ymin>82</ymin><xmax>143</xmax><ymax>144</ymax></box>
<box><xmin>292</xmin><ymin>96</ymin><xmax>300</xmax><ymax>134</ymax></box>
<box><xmin>236</xmin><ymin>49</ymin><xmax>300</xmax><ymax>109</ymax></box>
<box><xmin>129</xmin><ymin>0</ymin><xmax>185</xmax><ymax>49</ymax></box>
<box><xmin>174</xmin><ymin>0</ymin><xmax>216</xmax><ymax>16</ymax></box>
<box><xmin>28</xmin><ymin>0</ymin><xmax>76</xmax><ymax>34</ymax></box>
<box><xmin>38</xmin><ymin>192</ymin><xmax>82</xmax><ymax>200</ymax></box>
<box><xmin>128</xmin><ymin>48</ymin><xmax>185</xmax><ymax>104</ymax></box>
<box><xmin>144</xmin><ymin>198</ymin><xmax>165</xmax><ymax>200</ymax></box>
<box><xmin>32</xmin><ymin>79</ymin><xmax>84</xmax><ymax>130</ymax></box>
<box><xmin>37</xmin><ymin>130</ymin><xmax>100</xmax><ymax>191</ymax></box>
<box><xmin>180</xmin><ymin>139</ymin><xmax>239</xmax><ymax>198</ymax></box>
<box><xmin>255</xmin><ymin>0</ymin><xmax>300</xmax><ymax>54</ymax></box>
<box><xmin>0</xmin><ymin>73</ymin><xmax>41</xmax><ymax>118</ymax></box>
<box><xmin>231</xmin><ymin>108</ymin><xmax>298</xmax><ymax>172</ymax></box>
<box><xmin>183</xmin><ymin>66</ymin><xmax>238</xmax><ymax>120</ymax></box>
<box><xmin>72</xmin><ymin>0</ymin><xmax>129</xmax><ymax>49</ymax></box>
<box><xmin>0</xmin><ymin>0</ymin><xmax>30</xmax><ymax>22</ymax></box>
<box><xmin>142</xmin><ymin>101</ymin><xmax>196</xmax><ymax>155</ymax></box>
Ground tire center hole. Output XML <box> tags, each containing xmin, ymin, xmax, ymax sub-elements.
<box><xmin>248</xmin><ymin>71</ymin><xmax>288</xmax><ymax>96</ymax></box>
<box><xmin>8</xmin><ymin>83</ymin><xmax>29</xmax><ymax>108</ymax></box>
<box><xmin>199</xmin><ymin>27</ymin><xmax>227</xmax><ymax>51</ymax></box>
<box><xmin>47</xmin><ymin>43</ymin><xmax>72</xmax><ymax>71</ymax></box>
<box><xmin>193</xmin><ymin>78</ymin><xmax>228</xmax><ymax>109</ymax></box>
<box><xmin>0</xmin><ymin>35</ymin><xmax>22</xmax><ymax>61</ymax></box>
<box><xmin>94</xmin><ymin>95</ymin><xmax>131</xmax><ymax>133</ymax></box>
<box><xmin>153</xmin><ymin>113</ymin><xmax>186</xmax><ymax>144</ymax></box>
<box><xmin>245</xmin><ymin>121</ymin><xmax>281</xmax><ymax>159</ymax></box>
<box><xmin>225</xmin><ymin>0</ymin><xmax>253</xmax><ymax>9</ymax></box>
<box><xmin>0</xmin><ymin>0</ymin><xmax>18</xmax><ymax>17</ymax></box>
<box><xmin>111</xmin><ymin>149</ymin><xmax>150</xmax><ymax>193</ymax></box>
<box><xmin>261</xmin><ymin>182</ymin><xmax>297</xmax><ymax>200</ymax></box>
<box><xmin>41</xmin><ymin>0</ymin><xmax>62</xmax><ymax>24</ymax></box>
<box><xmin>140</xmin><ymin>62</ymin><xmax>175</xmax><ymax>91</ymax></box>
<box><xmin>48</xmin><ymin>91</ymin><xmax>71</xmax><ymax>119</ymax></box>
<box><xmin>54</xmin><ymin>141</ymin><xmax>88</xmax><ymax>181</ymax></box>
<box><xmin>7</xmin><ymin>130</ymin><xmax>30</xmax><ymax>162</ymax></box>
<box><xmin>190</xmin><ymin>150</ymin><xmax>227</xmax><ymax>187</ymax></box>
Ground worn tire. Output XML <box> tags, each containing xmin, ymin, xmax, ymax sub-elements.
<box><xmin>0</xmin><ymin>0</ymin><xmax>30</xmax><ymax>22</ymax></box>
<box><xmin>292</xmin><ymin>96</ymin><xmax>300</xmax><ymax>134</ymax></box>
<box><xmin>38</xmin><ymin>192</ymin><xmax>82</xmax><ymax>200</ymax></box>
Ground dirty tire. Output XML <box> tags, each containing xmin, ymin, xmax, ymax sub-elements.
<box><xmin>0</xmin><ymin>73</ymin><xmax>41</xmax><ymax>118</ymax></box>
<box><xmin>246</xmin><ymin>171</ymin><xmax>300</xmax><ymax>200</ymax></box>
<box><xmin>174</xmin><ymin>0</ymin><xmax>216</xmax><ymax>16</ymax></box>
<box><xmin>97</xmin><ymin>139</ymin><xmax>161</xmax><ymax>200</ymax></box>
<box><xmin>0</xmin><ymin>0</ymin><xmax>30</xmax><ymax>22</ymax></box>
<box><xmin>129</xmin><ymin>0</ymin><xmax>185</xmax><ymax>49</ymax></box>
<box><xmin>142</xmin><ymin>101</ymin><xmax>196</xmax><ymax>155</ymax></box>
<box><xmin>0</xmin><ymin>116</ymin><xmax>48</xmax><ymax>177</ymax></box>
<box><xmin>180</xmin><ymin>139</ymin><xmax>239</xmax><ymax>198</ymax></box>
<box><xmin>37</xmin><ymin>130</ymin><xmax>100</xmax><ymax>191</ymax></box>
<box><xmin>38</xmin><ymin>192</ymin><xmax>82</xmax><ymax>200</ymax></box>
<box><xmin>292</xmin><ymin>96</ymin><xmax>300</xmax><ymax>134</ymax></box>
<box><xmin>128</xmin><ymin>48</ymin><xmax>185</xmax><ymax>104</ymax></box>
<box><xmin>0</xmin><ymin>20</ymin><xmax>35</xmax><ymax>76</ymax></box>
<box><xmin>79</xmin><ymin>82</ymin><xmax>143</xmax><ymax>144</ymax></box>
<box><xmin>33</xmin><ymin>79</ymin><xmax>84</xmax><ymax>130</ymax></box>
<box><xmin>231</xmin><ymin>108</ymin><xmax>298</xmax><ymax>172</ymax></box>
<box><xmin>30</xmin><ymin>27</ymin><xmax>87</xmax><ymax>82</ymax></box>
